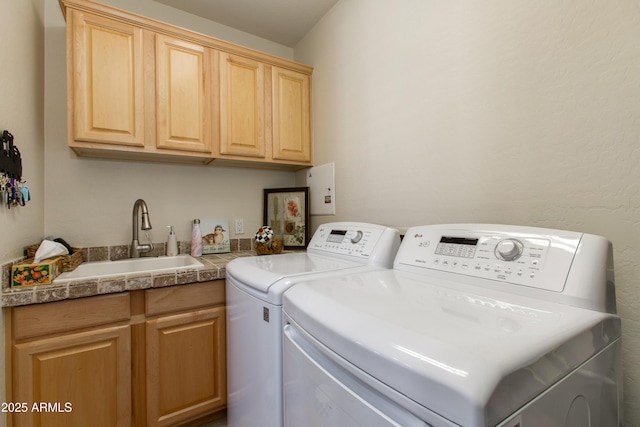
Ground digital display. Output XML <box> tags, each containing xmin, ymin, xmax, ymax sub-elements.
<box><xmin>327</xmin><ymin>229</ymin><xmax>347</xmax><ymax>243</ymax></box>
<box><xmin>439</xmin><ymin>236</ymin><xmax>479</xmax><ymax>246</ymax></box>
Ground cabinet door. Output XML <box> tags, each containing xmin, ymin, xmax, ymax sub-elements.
<box><xmin>156</xmin><ymin>35</ymin><xmax>212</xmax><ymax>153</ymax></box>
<box><xmin>12</xmin><ymin>325</ymin><xmax>132</xmax><ymax>427</ymax></box>
<box><xmin>218</xmin><ymin>52</ymin><xmax>266</xmax><ymax>158</ymax></box>
<box><xmin>271</xmin><ymin>67</ymin><xmax>312</xmax><ymax>162</ymax></box>
<box><xmin>146</xmin><ymin>306</ymin><xmax>226</xmax><ymax>427</ymax></box>
<box><xmin>71</xmin><ymin>10</ymin><xmax>145</xmax><ymax>147</ymax></box>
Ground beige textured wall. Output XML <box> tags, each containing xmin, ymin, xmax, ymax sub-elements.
<box><xmin>97</xmin><ymin>0</ymin><xmax>293</xmax><ymax>60</ymax></box>
<box><xmin>294</xmin><ymin>0</ymin><xmax>640</xmax><ymax>424</ymax></box>
<box><xmin>0</xmin><ymin>0</ymin><xmax>45</xmax><ymax>424</ymax></box>
<box><xmin>0</xmin><ymin>2</ymin><xmax>45</xmax><ymax>264</ymax></box>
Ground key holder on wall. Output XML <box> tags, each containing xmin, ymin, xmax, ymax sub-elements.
<box><xmin>1</xmin><ymin>129</ymin><xmax>29</xmax><ymax>209</ymax></box>
<box><xmin>1</xmin><ymin>130</ymin><xmax>22</xmax><ymax>179</ymax></box>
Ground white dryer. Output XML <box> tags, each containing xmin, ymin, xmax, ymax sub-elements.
<box><xmin>226</xmin><ymin>222</ymin><xmax>401</xmax><ymax>427</ymax></box>
<box><xmin>283</xmin><ymin>224</ymin><xmax>622</xmax><ymax>427</ymax></box>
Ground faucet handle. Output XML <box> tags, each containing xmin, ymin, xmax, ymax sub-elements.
<box><xmin>144</xmin><ymin>231</ymin><xmax>154</xmax><ymax>252</ymax></box>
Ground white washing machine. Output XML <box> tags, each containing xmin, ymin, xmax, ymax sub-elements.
<box><xmin>226</xmin><ymin>222</ymin><xmax>401</xmax><ymax>427</ymax></box>
<box><xmin>283</xmin><ymin>224</ymin><xmax>623</xmax><ymax>427</ymax></box>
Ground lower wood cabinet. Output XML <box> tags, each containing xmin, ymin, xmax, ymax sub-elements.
<box><xmin>146</xmin><ymin>306</ymin><xmax>226</xmax><ymax>427</ymax></box>
<box><xmin>5</xmin><ymin>281</ymin><xmax>226</xmax><ymax>427</ymax></box>
<box><xmin>12</xmin><ymin>325</ymin><xmax>132</xmax><ymax>427</ymax></box>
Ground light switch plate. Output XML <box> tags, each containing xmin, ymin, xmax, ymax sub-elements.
<box><xmin>235</xmin><ymin>219</ymin><xmax>244</xmax><ymax>235</ymax></box>
<box><xmin>306</xmin><ymin>162</ymin><xmax>335</xmax><ymax>215</ymax></box>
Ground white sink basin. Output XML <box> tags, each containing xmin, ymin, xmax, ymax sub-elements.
<box><xmin>55</xmin><ymin>254</ymin><xmax>204</xmax><ymax>282</ymax></box>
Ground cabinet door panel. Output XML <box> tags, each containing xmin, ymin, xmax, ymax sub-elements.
<box><xmin>146</xmin><ymin>306</ymin><xmax>226</xmax><ymax>427</ymax></box>
<box><xmin>272</xmin><ymin>67</ymin><xmax>311</xmax><ymax>162</ymax></box>
<box><xmin>12</xmin><ymin>325</ymin><xmax>131</xmax><ymax>427</ymax></box>
<box><xmin>156</xmin><ymin>35</ymin><xmax>212</xmax><ymax>153</ymax></box>
<box><xmin>219</xmin><ymin>52</ymin><xmax>266</xmax><ymax>158</ymax></box>
<box><xmin>71</xmin><ymin>11</ymin><xmax>145</xmax><ymax>147</ymax></box>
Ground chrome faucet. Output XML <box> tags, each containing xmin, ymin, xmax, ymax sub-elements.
<box><xmin>131</xmin><ymin>199</ymin><xmax>153</xmax><ymax>258</ymax></box>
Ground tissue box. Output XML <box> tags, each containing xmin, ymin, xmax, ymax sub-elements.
<box><xmin>11</xmin><ymin>257</ymin><xmax>63</xmax><ymax>287</ymax></box>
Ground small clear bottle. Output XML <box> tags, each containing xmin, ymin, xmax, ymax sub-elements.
<box><xmin>191</xmin><ymin>219</ymin><xmax>203</xmax><ymax>257</ymax></box>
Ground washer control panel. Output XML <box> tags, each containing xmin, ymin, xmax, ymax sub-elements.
<box><xmin>309</xmin><ymin>224</ymin><xmax>386</xmax><ymax>258</ymax></box>
<box><xmin>397</xmin><ymin>225</ymin><xmax>583</xmax><ymax>292</ymax></box>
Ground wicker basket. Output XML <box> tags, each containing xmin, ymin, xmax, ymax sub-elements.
<box><xmin>255</xmin><ymin>238</ymin><xmax>284</xmax><ymax>255</ymax></box>
<box><xmin>25</xmin><ymin>243</ymin><xmax>83</xmax><ymax>272</ymax></box>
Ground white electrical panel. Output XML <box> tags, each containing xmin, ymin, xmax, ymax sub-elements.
<box><xmin>306</xmin><ymin>162</ymin><xmax>335</xmax><ymax>215</ymax></box>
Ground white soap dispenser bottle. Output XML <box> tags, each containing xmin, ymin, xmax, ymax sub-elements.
<box><xmin>166</xmin><ymin>225</ymin><xmax>178</xmax><ymax>257</ymax></box>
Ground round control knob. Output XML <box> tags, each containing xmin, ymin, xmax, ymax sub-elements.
<box><xmin>495</xmin><ymin>239</ymin><xmax>523</xmax><ymax>261</ymax></box>
<box><xmin>351</xmin><ymin>230</ymin><xmax>364</xmax><ymax>244</ymax></box>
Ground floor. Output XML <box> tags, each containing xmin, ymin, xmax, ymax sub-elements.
<box><xmin>201</xmin><ymin>416</ymin><xmax>227</xmax><ymax>427</ymax></box>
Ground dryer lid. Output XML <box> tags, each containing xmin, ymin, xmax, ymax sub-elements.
<box><xmin>283</xmin><ymin>269</ymin><xmax>621</xmax><ymax>427</ymax></box>
<box><xmin>226</xmin><ymin>253</ymin><xmax>360</xmax><ymax>294</ymax></box>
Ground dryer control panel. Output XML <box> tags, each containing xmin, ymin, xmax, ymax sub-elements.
<box><xmin>396</xmin><ymin>224</ymin><xmax>584</xmax><ymax>292</ymax></box>
<box><xmin>308</xmin><ymin>222</ymin><xmax>399</xmax><ymax>263</ymax></box>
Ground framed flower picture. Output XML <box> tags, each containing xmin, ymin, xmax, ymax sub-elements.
<box><xmin>263</xmin><ymin>187</ymin><xmax>310</xmax><ymax>248</ymax></box>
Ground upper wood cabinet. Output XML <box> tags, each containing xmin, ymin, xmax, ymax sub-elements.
<box><xmin>155</xmin><ymin>35</ymin><xmax>212</xmax><ymax>154</ymax></box>
<box><xmin>66</xmin><ymin>8</ymin><xmax>212</xmax><ymax>163</ymax></box>
<box><xmin>215</xmin><ymin>54</ymin><xmax>313</xmax><ymax>167</ymax></box>
<box><xmin>218</xmin><ymin>52</ymin><xmax>266</xmax><ymax>158</ymax></box>
<box><xmin>61</xmin><ymin>0</ymin><xmax>313</xmax><ymax>169</ymax></box>
<box><xmin>70</xmin><ymin>11</ymin><xmax>145</xmax><ymax>148</ymax></box>
<box><xmin>272</xmin><ymin>67</ymin><xmax>312</xmax><ymax>163</ymax></box>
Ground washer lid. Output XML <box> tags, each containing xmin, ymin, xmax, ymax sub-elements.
<box><xmin>226</xmin><ymin>253</ymin><xmax>361</xmax><ymax>294</ymax></box>
<box><xmin>283</xmin><ymin>269</ymin><xmax>621</xmax><ymax>427</ymax></box>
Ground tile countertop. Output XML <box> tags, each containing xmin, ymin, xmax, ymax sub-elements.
<box><xmin>1</xmin><ymin>251</ymin><xmax>258</xmax><ymax>308</ymax></box>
